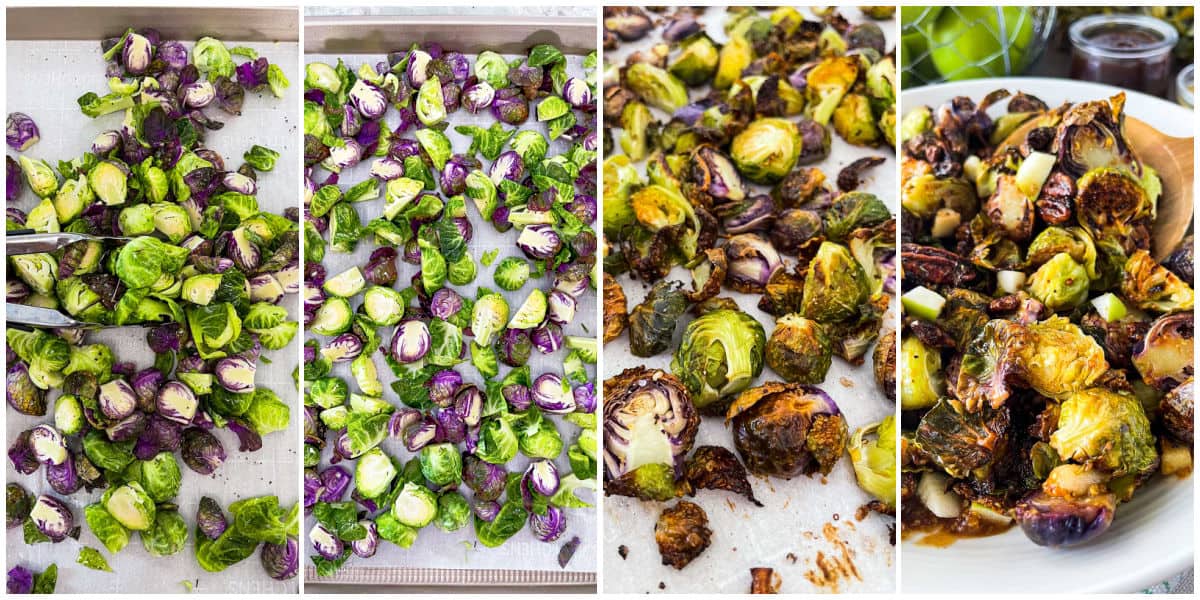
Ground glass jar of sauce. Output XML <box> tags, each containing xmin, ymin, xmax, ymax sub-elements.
<box><xmin>1069</xmin><ymin>14</ymin><xmax>1178</xmax><ymax>97</ymax></box>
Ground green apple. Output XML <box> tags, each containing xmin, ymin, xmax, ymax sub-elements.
<box><xmin>929</xmin><ymin>6</ymin><xmax>1037</xmax><ymax>81</ymax></box>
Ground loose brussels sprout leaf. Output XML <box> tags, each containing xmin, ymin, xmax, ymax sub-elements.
<box><xmin>85</xmin><ymin>503</ymin><xmax>131</xmax><ymax>554</ymax></box>
<box><xmin>76</xmin><ymin>546</ymin><xmax>112</xmax><ymax>572</ymax></box>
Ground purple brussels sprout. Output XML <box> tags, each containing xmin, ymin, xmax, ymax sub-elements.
<box><xmin>503</xmin><ymin>382</ymin><xmax>532</xmax><ymax>412</ymax></box>
<box><xmin>8</xmin><ymin>432</ymin><xmax>39</xmax><ymax>475</ymax></box>
<box><xmin>527</xmin><ymin>460</ymin><xmax>560</xmax><ymax>496</ymax></box>
<box><xmin>491</xmin><ymin>205</ymin><xmax>513</xmax><ymax>233</ymax></box>
<box><xmin>440</xmin><ymin>157</ymin><xmax>470</xmax><ymax>196</ymax></box>
<box><xmin>573</xmin><ymin>383</ymin><xmax>596</xmax><ymax>414</ymax></box>
<box><xmin>319</xmin><ymin>466</ymin><xmax>352</xmax><ymax>503</ymax></box>
<box><xmin>29</xmin><ymin>425</ymin><xmax>68</xmax><ymax>466</ymax></box>
<box><xmin>389</xmin><ymin>408</ymin><xmax>422</xmax><ymax>438</ymax></box>
<box><xmin>554</xmin><ymin>262</ymin><xmax>592</xmax><ymax>298</ymax></box>
<box><xmin>46</xmin><ymin>456</ymin><xmax>80</xmax><ymax>495</ymax></box>
<box><xmin>181</xmin><ymin>81</ymin><xmax>216</xmax><ymax>108</ymax></box>
<box><xmin>98</xmin><ymin>379</ymin><xmax>138</xmax><ymax>421</ymax></box>
<box><xmin>7</xmin><ymin>362</ymin><xmax>45</xmax><ymax>417</ymax></box>
<box><xmin>7</xmin><ymin>112</ymin><xmax>40</xmax><ymax>151</ymax></box>
<box><xmin>157</xmin><ymin>40</ymin><xmax>188</xmax><ymax>70</ymax></box>
<box><xmin>29</xmin><ymin>494</ymin><xmax>73</xmax><ymax>541</ymax></box>
<box><xmin>393</xmin><ymin>108</ymin><xmax>418</xmax><ymax>137</ymax></box>
<box><xmin>131</xmin><ymin>369</ymin><xmax>165</xmax><ymax>412</ymax></box>
<box><xmin>261</xmin><ymin>537</ymin><xmax>299</xmax><ymax>580</ymax></box>
<box><xmin>547</xmin><ymin>291</ymin><xmax>577</xmax><ymax>325</ymax></box>
<box><xmin>404</xmin><ymin>418</ymin><xmax>438</xmax><ymax>452</ymax></box>
<box><xmin>491</xmin><ymin>88</ymin><xmax>529</xmax><ymax>125</ymax></box>
<box><xmin>532</xmin><ymin>373</ymin><xmax>575</xmax><ymax>414</ymax></box>
<box><xmin>6</xmin><ymin>280</ymin><xmax>30</xmax><ymax>305</ymax></box>
<box><xmin>303</xmin><ymin>470</ymin><xmax>321</xmax><ymax>510</ymax></box>
<box><xmin>391</xmin><ymin>320</ymin><xmax>432</xmax><ymax>363</ymax></box>
<box><xmin>349</xmin><ymin>79</ymin><xmax>389</xmax><ymax>120</ymax></box>
<box><xmin>227</xmin><ymin>419</ymin><xmax>263</xmax><ymax>452</ymax></box>
<box><xmin>568</xmin><ymin>194</ymin><xmax>597</xmax><ymax>225</ymax></box>
<box><xmin>215</xmin><ymin>356</ymin><xmax>256</xmax><ymax>393</ymax></box>
<box><xmin>529</xmin><ymin>505</ymin><xmax>566</xmax><ymax>542</ymax></box>
<box><xmin>1014</xmin><ymin>491</ymin><xmax>1116</xmax><ymax>548</ymax></box>
<box><xmin>496</xmin><ymin>328</ymin><xmax>533</xmax><ymax>367</ymax></box>
<box><xmin>197</xmin><ymin>496</ymin><xmax>228</xmax><ymax>540</ymax></box>
<box><xmin>454</xmin><ymin>386</ymin><xmax>484</xmax><ymax>427</ymax></box>
<box><xmin>402</xmin><ymin>239</ymin><xmax>422</xmax><ymax>265</ymax></box>
<box><xmin>406</xmin><ymin>49</ymin><xmax>433</xmax><ymax>86</ymax></box>
<box><xmin>370</xmin><ymin>157</ymin><xmax>405</xmax><ymax>181</ymax></box>
<box><xmin>462</xmin><ymin>82</ymin><xmax>495</xmax><ymax>113</ymax></box>
<box><xmin>428</xmin><ymin>370</ymin><xmax>463</xmax><ymax>407</ymax></box>
<box><xmin>181</xmin><ymin>428</ymin><xmax>226</xmax><ymax>475</ymax></box>
<box><xmin>444</xmin><ymin>52</ymin><xmax>470</xmax><ymax>81</ymax></box>
<box><xmin>463</xmin><ymin>455</ymin><xmax>507</xmax><ymax>501</ymax></box>
<box><xmin>517</xmin><ymin>224</ymin><xmax>563</xmax><ymax>260</ymax></box>
<box><xmin>442</xmin><ymin>80</ymin><xmax>462</xmax><ymax>113</ymax></box>
<box><xmin>7</xmin><ymin>566</ymin><xmax>33</xmax><ymax>594</ymax></box>
<box><xmin>6</xmin><ymin>157</ymin><xmax>21</xmax><ymax>202</ymax></box>
<box><xmin>134</xmin><ymin>415</ymin><xmax>184</xmax><ymax>460</ymax></box>
<box><xmin>471</xmin><ymin>499</ymin><xmax>501</xmax><ymax>522</ymax></box>
<box><xmin>146</xmin><ymin>322</ymin><xmax>185</xmax><ymax>354</ymax></box>
<box><xmin>429</xmin><ymin>288</ymin><xmax>464</xmax><ymax>320</ymax></box>
<box><xmin>435</xmin><ymin>409</ymin><xmax>467</xmax><ymax>444</ymax></box>
<box><xmin>107</xmin><ymin>412</ymin><xmax>147</xmax><ymax>443</ymax></box>
<box><xmin>364</xmin><ymin>247</ymin><xmax>399</xmax><ymax>286</ymax></box>
<box><xmin>223</xmin><ymin>171</ymin><xmax>257</xmax><ymax>195</ymax></box>
<box><xmin>324</xmin><ymin>333</ymin><xmax>364</xmax><ymax>364</ymax></box>
<box><xmin>120</xmin><ymin>32</ymin><xmax>153</xmax><ymax>74</ymax></box>
<box><xmin>250</xmin><ymin>274</ymin><xmax>284</xmax><ymax>304</ymax></box>
<box><xmin>571</xmin><ymin>230</ymin><xmax>597</xmax><ymax>258</ymax></box>
<box><xmin>531</xmin><ymin>322</ymin><xmax>564</xmax><ymax>354</ymax></box>
<box><xmin>310</xmin><ymin>524</ymin><xmax>343</xmax><ymax>560</ymax></box>
<box><xmin>351</xmin><ymin>520</ymin><xmax>379</xmax><ymax>558</ymax></box>
<box><xmin>325</xmin><ymin>138</ymin><xmax>363</xmax><ymax>171</ymax></box>
<box><xmin>562</xmin><ymin>77</ymin><xmax>593</xmax><ymax>110</ymax></box>
<box><xmin>453</xmin><ymin>217</ymin><xmax>473</xmax><ymax>243</ymax></box>
<box><xmin>488</xmin><ymin>151</ymin><xmax>524</xmax><ymax>184</ymax></box>
<box><xmin>157</xmin><ymin>381</ymin><xmax>198</xmax><ymax>424</ymax></box>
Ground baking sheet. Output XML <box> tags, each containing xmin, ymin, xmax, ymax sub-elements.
<box><xmin>6</xmin><ymin>35</ymin><xmax>301</xmax><ymax>594</ymax></box>
<box><xmin>602</xmin><ymin>7</ymin><xmax>896</xmax><ymax>594</ymax></box>
<box><xmin>301</xmin><ymin>45</ymin><xmax>598</xmax><ymax>583</ymax></box>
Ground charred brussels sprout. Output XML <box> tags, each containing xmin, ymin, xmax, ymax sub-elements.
<box><xmin>1050</xmin><ymin>388</ymin><xmax>1157</xmax><ymax>478</ymax></box>
<box><xmin>655</xmin><ymin>501</ymin><xmax>712</xmax><ymax>570</ymax></box>
<box><xmin>1121</xmin><ymin>250</ymin><xmax>1194</xmax><ymax>314</ymax></box>
<box><xmin>765</xmin><ymin>315</ymin><xmax>833</xmax><ymax>384</ymax></box>
<box><xmin>1014</xmin><ymin>490</ymin><xmax>1116</xmax><ymax>548</ymax></box>
<box><xmin>726</xmin><ymin>382</ymin><xmax>847</xmax><ymax>478</ymax></box>
<box><xmin>832</xmin><ymin>93</ymin><xmax>881</xmax><ymax>147</ymax></box>
<box><xmin>800</xmin><ymin>241</ymin><xmax>871</xmax><ymax>323</ymax></box>
<box><xmin>602</xmin><ymin>273</ymin><xmax>628</xmax><ymax>344</ymax></box>
<box><xmin>1075</xmin><ymin>167</ymin><xmax>1153</xmax><ymax>256</ymax></box>
<box><xmin>729</xmin><ymin>118</ymin><xmax>802</xmax><ymax>184</ymax></box>
<box><xmin>603</xmin><ymin>367</ymin><xmax>699</xmax><ymax>501</ymax></box>
<box><xmin>671</xmin><ymin>308</ymin><xmax>766</xmax><ymax>412</ymax></box>
<box><xmin>1132</xmin><ymin>312</ymin><xmax>1193</xmax><ymax>392</ymax></box>
<box><xmin>681</xmin><ymin>445</ymin><xmax>759</xmax><ymax>506</ymax></box>
<box><xmin>627</xmin><ymin>280</ymin><xmax>689</xmax><ymax>358</ymax></box>
<box><xmin>624</xmin><ymin>63</ymin><xmax>689</xmax><ymax>113</ymax></box>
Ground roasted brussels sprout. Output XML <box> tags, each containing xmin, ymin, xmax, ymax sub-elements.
<box><xmin>602</xmin><ymin>273</ymin><xmax>628</xmax><ymax>344</ymax></box>
<box><xmin>669</xmin><ymin>35</ymin><xmax>719</xmax><ymax>86</ymax></box>
<box><xmin>765</xmin><ymin>315</ymin><xmax>833</xmax><ymax>384</ymax></box>
<box><xmin>1014</xmin><ymin>490</ymin><xmax>1116</xmax><ymax>548</ymax></box>
<box><xmin>873</xmin><ymin>330</ymin><xmax>897</xmax><ymax>403</ymax></box>
<box><xmin>729</xmin><ymin>118</ymin><xmax>802</xmax><ymax>184</ymax></box>
<box><xmin>1131</xmin><ymin>312</ymin><xmax>1193</xmax><ymax>391</ymax></box>
<box><xmin>913</xmin><ymin>397</ymin><xmax>1010</xmax><ymax>479</ymax></box>
<box><xmin>603</xmin><ymin>367</ymin><xmax>700</xmax><ymax>501</ymax></box>
<box><xmin>681</xmin><ymin>445</ymin><xmax>760</xmax><ymax>507</ymax></box>
<box><xmin>1051</xmin><ymin>388</ymin><xmax>1157</xmax><ymax>478</ymax></box>
<box><xmin>800</xmin><ymin>241</ymin><xmax>871</xmax><ymax>323</ymax></box>
<box><xmin>1159</xmin><ymin>378</ymin><xmax>1193</xmax><ymax>445</ymax></box>
<box><xmin>726</xmin><ymin>383</ymin><xmax>847</xmax><ymax>478</ymax></box>
<box><xmin>628</xmin><ymin>280</ymin><xmax>689</xmax><ymax>358</ymax></box>
<box><xmin>655</xmin><ymin>500</ymin><xmax>712</xmax><ymax>570</ymax></box>
<box><xmin>624</xmin><ymin>63</ymin><xmax>689</xmax><ymax>113</ymax></box>
<box><xmin>849</xmin><ymin>416</ymin><xmax>896</xmax><ymax>509</ymax></box>
<box><xmin>1027</xmin><ymin>253</ymin><xmax>1090</xmax><ymax>312</ymax></box>
<box><xmin>1121</xmin><ymin>250</ymin><xmax>1195</xmax><ymax>314</ymax></box>
<box><xmin>671</xmin><ymin>308</ymin><xmax>766</xmax><ymax>412</ymax></box>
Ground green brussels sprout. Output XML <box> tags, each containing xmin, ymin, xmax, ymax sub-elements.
<box><xmin>671</xmin><ymin>308</ymin><xmax>766</xmax><ymax>411</ymax></box>
<box><xmin>330</xmin><ymin>203</ymin><xmax>362</xmax><ymax>254</ymax></box>
<box><xmin>1027</xmin><ymin>252</ymin><xmax>1090</xmax><ymax>312</ymax></box>
<box><xmin>392</xmin><ymin>482</ymin><xmax>438</xmax><ymax>528</ymax></box>
<box><xmin>88</xmin><ymin>160</ymin><xmax>128</xmax><ymax>205</ymax></box>
<box><xmin>194</xmin><ymin>37</ymin><xmax>235</xmax><ymax>79</ymax></box>
<box><xmin>900</xmin><ymin>106</ymin><xmax>932</xmax><ymax>143</ymax></box>
<box><xmin>85</xmin><ymin>503</ymin><xmax>131</xmax><ymax>554</ymax></box>
<box><xmin>1026</xmin><ymin>227</ymin><xmax>1100</xmax><ymax>279</ymax></box>
<box><xmin>434</xmin><ymin>492</ymin><xmax>471</xmax><ymax>532</ymax></box>
<box><xmin>1121</xmin><ymin>250</ymin><xmax>1194</xmax><ymax>314</ymax></box>
<box><xmin>355</xmin><ymin>447</ymin><xmax>397</xmax><ymax>499</ymax></box>
<box><xmin>53</xmin><ymin>175</ymin><xmax>94</xmax><ymax>224</ymax></box>
<box><xmin>11</xmin><ymin>253</ymin><xmax>58</xmax><ymax>296</ymax></box>
<box><xmin>849</xmin><ymin>416</ymin><xmax>896</xmax><ymax>509</ymax></box>
<box><xmin>18</xmin><ymin>155</ymin><xmax>59</xmax><ymax>198</ymax></box>
<box><xmin>865</xmin><ymin>55</ymin><xmax>896</xmax><ymax>106</ymax></box>
<box><xmin>509</xmin><ymin>289</ymin><xmax>547</xmax><ymax>330</ymax></box>
<box><xmin>765</xmin><ymin>315</ymin><xmax>833</xmax><ymax>384</ymax></box>
<box><xmin>624</xmin><ymin>63</ymin><xmax>688</xmax><ymax>113</ymax></box>
<box><xmin>124</xmin><ymin>453</ymin><xmax>182</xmax><ymax>503</ymax></box>
<box><xmin>419</xmin><ymin>443</ymin><xmax>463</xmax><ymax>486</ymax></box>
<box><xmin>805</xmin><ymin>57</ymin><xmax>858</xmax><ymax>125</ymax></box>
<box><xmin>140</xmin><ymin>509</ymin><xmax>188</xmax><ymax>557</ymax></box>
<box><xmin>416</xmin><ymin>76</ymin><xmax>447</xmax><ymax>127</ymax></box>
<box><xmin>900</xmin><ymin>335</ymin><xmax>943</xmax><ymax>411</ymax></box>
<box><xmin>118</xmin><ymin>204</ymin><xmax>155</xmax><ymax>236</ymax></box>
<box><xmin>1051</xmin><ymin>388</ymin><xmax>1158</xmax><ymax>478</ymax></box>
<box><xmin>832</xmin><ymin>93</ymin><xmax>881</xmax><ymax>146</ymax></box>
<box><xmin>900</xmin><ymin>160</ymin><xmax>977</xmax><ymax>219</ymax></box>
<box><xmin>730</xmin><ymin>118</ymin><xmax>801</xmax><ymax>184</ymax></box>
<box><xmin>493</xmin><ymin>257</ymin><xmax>530</xmax><ymax>291</ymax></box>
<box><xmin>64</xmin><ymin>344</ymin><xmax>113</xmax><ymax>378</ymax></box>
<box><xmin>415</xmin><ymin>129</ymin><xmax>452</xmax><ymax>171</ymax></box>
<box><xmin>879</xmin><ymin>105</ymin><xmax>896</xmax><ymax>148</ymax></box>
<box><xmin>474</xmin><ymin>51</ymin><xmax>510</xmax><ymax>89</ymax></box>
<box><xmin>447</xmin><ymin>254</ymin><xmax>476</xmax><ymax>286</ymax></box>
<box><xmin>471</xmin><ymin>293</ymin><xmax>509</xmax><ymax>346</ymax></box>
<box><xmin>518</xmin><ymin>415</ymin><xmax>563</xmax><ymax>459</ymax></box>
<box><xmin>476</xmin><ymin>417</ymin><xmax>519</xmax><ymax>465</ymax></box>
<box><xmin>243</xmin><ymin>145</ymin><xmax>280</xmax><ymax>172</ymax></box>
<box><xmin>153</xmin><ymin>203</ymin><xmax>193</xmax><ymax>243</ymax></box>
<box><xmin>304</xmin><ymin>62</ymin><xmax>341</xmax><ymax>94</ymax></box>
<box><xmin>102</xmin><ymin>482</ymin><xmax>156</xmax><ymax>531</ymax></box>
<box><xmin>669</xmin><ymin>35</ymin><xmax>719</xmax><ymax>86</ymax></box>
<box><xmin>823</xmin><ymin>192</ymin><xmax>891</xmax><ymax>242</ymax></box>
<box><xmin>799</xmin><ymin>241</ymin><xmax>870</xmax><ymax>323</ymax></box>
<box><xmin>26</xmin><ymin>198</ymin><xmax>60</xmax><ymax>233</ymax></box>
<box><xmin>54</xmin><ymin>395</ymin><xmax>84</xmax><ymax>436</ymax></box>
<box><xmin>714</xmin><ymin>34</ymin><xmax>753</xmax><ymax>90</ymax></box>
<box><xmin>619</xmin><ymin>101</ymin><xmax>654</xmax><ymax>161</ymax></box>
<box><xmin>630</xmin><ymin>183</ymin><xmax>703</xmax><ymax>260</ymax></box>
<box><xmin>602</xmin><ymin>155</ymin><xmax>643</xmax><ymax>236</ymax></box>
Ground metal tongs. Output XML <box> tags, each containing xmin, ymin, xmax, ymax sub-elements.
<box><xmin>7</xmin><ymin>231</ymin><xmax>132</xmax><ymax>329</ymax></box>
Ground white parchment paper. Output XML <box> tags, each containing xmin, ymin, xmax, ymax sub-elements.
<box><xmin>6</xmin><ymin>39</ymin><xmax>301</xmax><ymax>594</ymax></box>
<box><xmin>602</xmin><ymin>7</ymin><xmax>896</xmax><ymax>594</ymax></box>
<box><xmin>302</xmin><ymin>51</ymin><xmax>597</xmax><ymax>580</ymax></box>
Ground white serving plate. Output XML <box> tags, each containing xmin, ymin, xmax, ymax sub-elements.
<box><xmin>900</xmin><ymin>76</ymin><xmax>1195</xmax><ymax>594</ymax></box>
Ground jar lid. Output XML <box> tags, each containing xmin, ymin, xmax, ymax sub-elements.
<box><xmin>1069</xmin><ymin>14</ymin><xmax>1178</xmax><ymax>60</ymax></box>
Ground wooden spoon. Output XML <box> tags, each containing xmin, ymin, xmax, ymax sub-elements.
<box><xmin>1001</xmin><ymin>115</ymin><xmax>1194</xmax><ymax>261</ymax></box>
